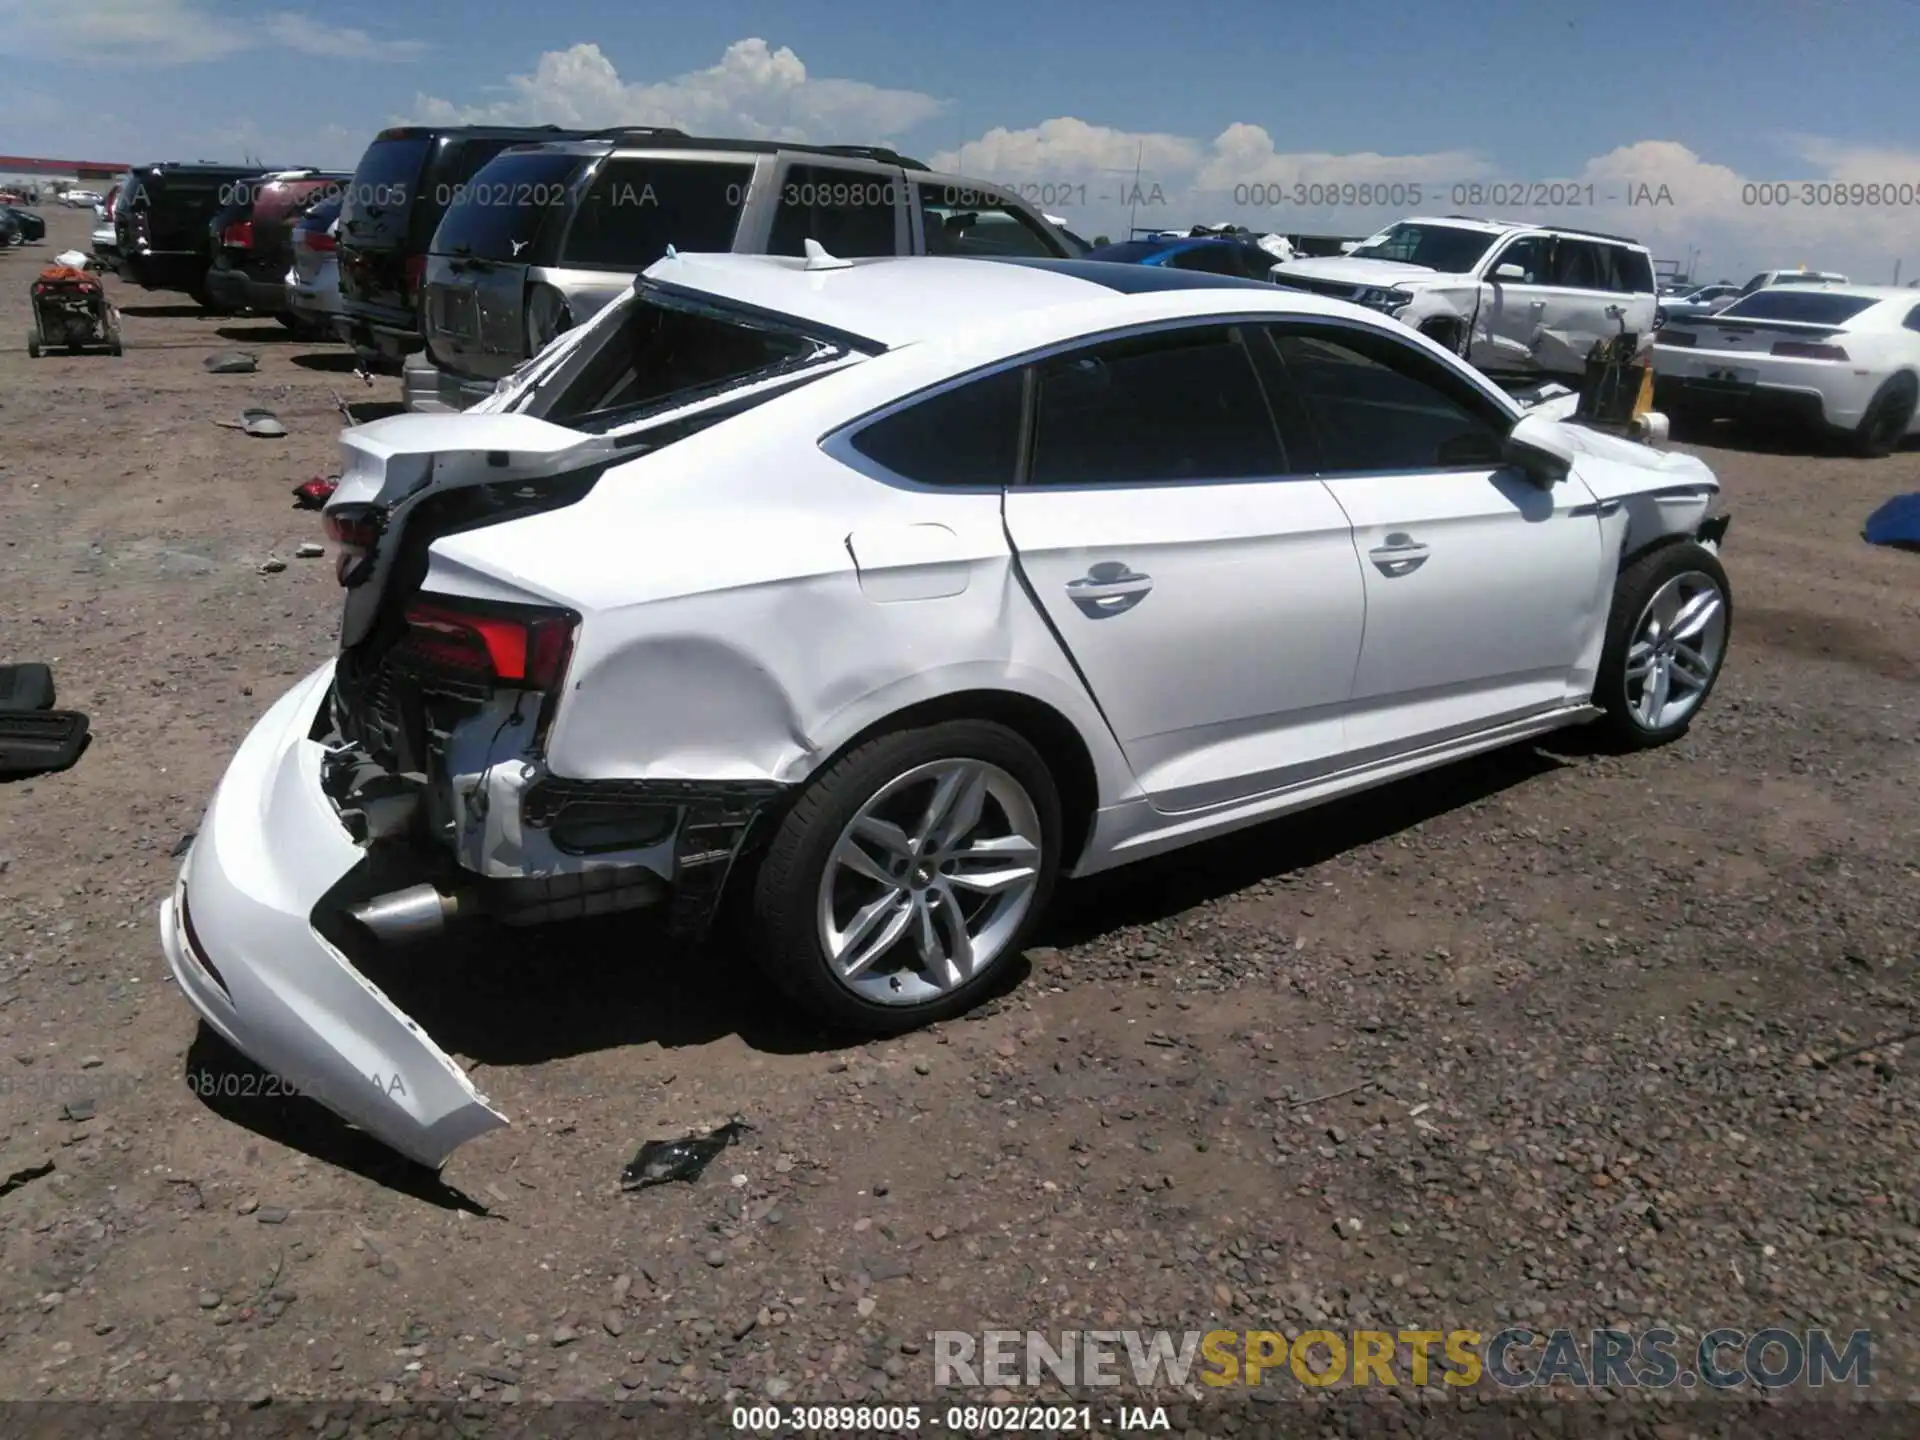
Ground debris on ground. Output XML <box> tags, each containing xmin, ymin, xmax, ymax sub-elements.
<box><xmin>258</xmin><ymin>558</ymin><xmax>287</xmax><ymax>574</ymax></box>
<box><xmin>1864</xmin><ymin>492</ymin><xmax>1920</xmax><ymax>550</ymax></box>
<box><xmin>215</xmin><ymin>409</ymin><xmax>287</xmax><ymax>438</ymax></box>
<box><xmin>295</xmin><ymin>542</ymin><xmax>324</xmax><ymax>559</ymax></box>
<box><xmin>291</xmin><ymin>476</ymin><xmax>337</xmax><ymax>509</ymax></box>
<box><xmin>0</xmin><ymin>709</ymin><xmax>89</xmax><ymax>777</ymax></box>
<box><xmin>203</xmin><ymin>352</ymin><xmax>258</xmax><ymax>375</ymax></box>
<box><xmin>0</xmin><ymin>663</ymin><xmax>56</xmax><ymax>711</ymax></box>
<box><xmin>621</xmin><ymin>1120</ymin><xmax>753</xmax><ymax>1190</ymax></box>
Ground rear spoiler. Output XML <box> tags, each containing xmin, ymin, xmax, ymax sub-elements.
<box><xmin>1685</xmin><ymin>313</ymin><xmax>1849</xmax><ymax>335</ymax></box>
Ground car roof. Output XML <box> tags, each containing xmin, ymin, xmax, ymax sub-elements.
<box><xmin>1389</xmin><ymin>215</ymin><xmax>1648</xmax><ymax>248</ymax></box>
<box><xmin>639</xmin><ymin>252</ymin><xmax>1360</xmax><ymax>350</ymax></box>
<box><xmin>502</xmin><ymin>133</ymin><xmax>929</xmax><ymax>170</ymax></box>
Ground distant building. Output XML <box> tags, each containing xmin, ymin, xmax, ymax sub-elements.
<box><xmin>0</xmin><ymin>155</ymin><xmax>130</xmax><ymax>184</ymax></box>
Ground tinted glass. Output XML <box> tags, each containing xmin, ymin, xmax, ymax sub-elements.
<box><xmin>1084</xmin><ymin>241</ymin><xmax>1164</xmax><ymax>263</ymax></box>
<box><xmin>431</xmin><ymin>150</ymin><xmax>585</xmax><ymax>261</ymax></box>
<box><xmin>1905</xmin><ymin>305</ymin><xmax>1920</xmax><ymax>333</ymax></box>
<box><xmin>1265</xmin><ymin>325</ymin><xmax>1506</xmax><ymax>473</ymax></box>
<box><xmin>561</xmin><ymin>158</ymin><xmax>751</xmax><ymax>268</ymax></box>
<box><xmin>1613</xmin><ymin>246</ymin><xmax>1656</xmax><ymax>292</ymax></box>
<box><xmin>1348</xmin><ymin>223</ymin><xmax>1497</xmax><ymax>272</ymax></box>
<box><xmin>851</xmin><ymin>369</ymin><xmax>1025</xmax><ymax>486</ymax></box>
<box><xmin>341</xmin><ymin>135</ymin><xmax>431</xmax><ymax>246</ymax></box>
<box><xmin>769</xmin><ymin>165</ymin><xmax>899</xmax><ymax>257</ymax></box>
<box><xmin>917</xmin><ymin>184</ymin><xmax>1062</xmax><ymax>257</ymax></box>
<box><xmin>1167</xmin><ymin>245</ymin><xmax>1243</xmax><ymax>276</ymax></box>
<box><xmin>1029</xmin><ymin>327</ymin><xmax>1282</xmax><ymax>486</ymax></box>
<box><xmin>1551</xmin><ymin>238</ymin><xmax>1609</xmax><ymax>289</ymax></box>
<box><xmin>1491</xmin><ymin>236</ymin><xmax>1550</xmax><ymax>281</ymax></box>
<box><xmin>1718</xmin><ymin>291</ymin><xmax>1880</xmax><ymax>324</ymax></box>
<box><xmin>544</xmin><ymin>291</ymin><xmax>837</xmax><ymax>430</ymax></box>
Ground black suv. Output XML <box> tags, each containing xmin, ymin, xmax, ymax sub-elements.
<box><xmin>336</xmin><ymin>125</ymin><xmax>597</xmax><ymax>373</ymax></box>
<box><xmin>113</xmin><ymin>162</ymin><xmax>295</xmax><ymax>303</ymax></box>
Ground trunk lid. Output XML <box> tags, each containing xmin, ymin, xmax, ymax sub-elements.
<box><xmin>1665</xmin><ymin>313</ymin><xmax>1851</xmax><ymax>355</ymax></box>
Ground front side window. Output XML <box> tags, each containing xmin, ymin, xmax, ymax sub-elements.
<box><xmin>850</xmin><ymin>369</ymin><xmax>1025</xmax><ymax>486</ymax></box>
<box><xmin>917</xmin><ymin>184</ymin><xmax>1063</xmax><ymax>257</ymax></box>
<box><xmin>1262</xmin><ymin>324</ymin><xmax>1508</xmax><ymax>473</ymax></box>
<box><xmin>1490</xmin><ymin>236</ymin><xmax>1551</xmax><ymax>282</ymax></box>
<box><xmin>769</xmin><ymin>164</ymin><xmax>899</xmax><ymax>257</ymax></box>
<box><xmin>1028</xmin><ymin>326</ymin><xmax>1284</xmax><ymax>486</ymax></box>
<box><xmin>561</xmin><ymin>158</ymin><xmax>751</xmax><ymax>269</ymax></box>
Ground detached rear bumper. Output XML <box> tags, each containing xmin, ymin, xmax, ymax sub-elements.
<box><xmin>402</xmin><ymin>351</ymin><xmax>494</xmax><ymax>413</ymax></box>
<box><xmin>158</xmin><ymin>661</ymin><xmax>507</xmax><ymax>1168</ymax></box>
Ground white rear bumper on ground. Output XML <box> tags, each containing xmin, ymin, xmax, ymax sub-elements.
<box><xmin>157</xmin><ymin>661</ymin><xmax>506</xmax><ymax>1168</ymax></box>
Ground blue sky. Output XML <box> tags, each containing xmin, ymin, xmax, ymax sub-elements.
<box><xmin>4</xmin><ymin>0</ymin><xmax>1918</xmax><ymax>277</ymax></box>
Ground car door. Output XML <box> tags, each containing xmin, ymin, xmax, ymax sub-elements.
<box><xmin>1474</xmin><ymin>233</ymin><xmax>1555</xmax><ymax>371</ymax></box>
<box><xmin>1536</xmin><ymin>236</ymin><xmax>1631</xmax><ymax>369</ymax></box>
<box><xmin>1257</xmin><ymin>320</ymin><xmax>1608</xmax><ymax>757</ymax></box>
<box><xmin>1000</xmin><ymin>323</ymin><xmax>1367</xmax><ymax>812</ymax></box>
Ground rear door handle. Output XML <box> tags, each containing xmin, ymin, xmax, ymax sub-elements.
<box><xmin>1066</xmin><ymin>568</ymin><xmax>1153</xmax><ymax>613</ymax></box>
<box><xmin>1368</xmin><ymin>534</ymin><xmax>1430</xmax><ymax>577</ymax></box>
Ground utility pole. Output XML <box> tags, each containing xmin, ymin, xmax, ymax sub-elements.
<box><xmin>1099</xmin><ymin>142</ymin><xmax>1146</xmax><ymax>238</ymax></box>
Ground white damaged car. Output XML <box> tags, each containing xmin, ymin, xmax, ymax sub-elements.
<box><xmin>160</xmin><ymin>248</ymin><xmax>1734</xmax><ymax>1167</ymax></box>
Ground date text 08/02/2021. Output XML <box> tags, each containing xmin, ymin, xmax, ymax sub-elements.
<box><xmin>731</xmin><ymin>1405</ymin><xmax>1125</xmax><ymax>1432</ymax></box>
<box><xmin>183</xmin><ymin>1066</ymin><xmax>410</xmax><ymax>1102</ymax></box>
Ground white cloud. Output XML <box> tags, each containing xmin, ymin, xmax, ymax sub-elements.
<box><xmin>408</xmin><ymin>39</ymin><xmax>945</xmax><ymax>142</ymax></box>
<box><xmin>0</xmin><ymin>0</ymin><xmax>426</xmax><ymax>66</ymax></box>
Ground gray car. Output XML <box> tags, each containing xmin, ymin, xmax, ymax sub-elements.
<box><xmin>410</xmin><ymin>132</ymin><xmax>1076</xmax><ymax>411</ymax></box>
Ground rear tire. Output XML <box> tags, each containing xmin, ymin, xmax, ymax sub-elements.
<box><xmin>742</xmin><ymin>720</ymin><xmax>1062</xmax><ymax>1034</ymax></box>
<box><xmin>1849</xmin><ymin>373</ymin><xmax>1916</xmax><ymax>458</ymax></box>
<box><xmin>27</xmin><ymin>332</ymin><xmax>40</xmax><ymax>358</ymax></box>
<box><xmin>1594</xmin><ymin>542</ymin><xmax>1732</xmax><ymax>750</ymax></box>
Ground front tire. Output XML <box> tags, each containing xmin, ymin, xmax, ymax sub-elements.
<box><xmin>1594</xmin><ymin>542</ymin><xmax>1732</xmax><ymax>750</ymax></box>
<box><xmin>743</xmin><ymin>720</ymin><xmax>1062</xmax><ymax>1034</ymax></box>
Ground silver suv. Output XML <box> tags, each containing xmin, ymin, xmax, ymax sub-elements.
<box><xmin>411</xmin><ymin>131</ymin><xmax>1076</xmax><ymax>411</ymax></box>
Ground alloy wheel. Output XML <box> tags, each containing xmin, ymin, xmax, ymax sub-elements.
<box><xmin>815</xmin><ymin>758</ymin><xmax>1044</xmax><ymax>1006</ymax></box>
<box><xmin>1624</xmin><ymin>570</ymin><xmax>1728</xmax><ymax>730</ymax></box>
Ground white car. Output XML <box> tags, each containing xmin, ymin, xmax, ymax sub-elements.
<box><xmin>159</xmin><ymin>251</ymin><xmax>1734</xmax><ymax>1167</ymax></box>
<box><xmin>1270</xmin><ymin>217</ymin><xmax>1660</xmax><ymax>378</ymax></box>
<box><xmin>1653</xmin><ymin>283</ymin><xmax>1920</xmax><ymax>455</ymax></box>
<box><xmin>63</xmin><ymin>188</ymin><xmax>103</xmax><ymax>208</ymax></box>
<box><xmin>1656</xmin><ymin>282</ymin><xmax>1741</xmax><ymax>323</ymax></box>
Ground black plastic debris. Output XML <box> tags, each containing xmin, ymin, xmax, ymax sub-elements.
<box><xmin>1864</xmin><ymin>493</ymin><xmax>1920</xmax><ymax>550</ymax></box>
<box><xmin>0</xmin><ymin>663</ymin><xmax>56</xmax><ymax>711</ymax></box>
<box><xmin>621</xmin><ymin>1119</ymin><xmax>752</xmax><ymax>1191</ymax></box>
<box><xmin>0</xmin><ymin>663</ymin><xmax>87</xmax><ymax>778</ymax></box>
<box><xmin>203</xmin><ymin>351</ymin><xmax>258</xmax><ymax>374</ymax></box>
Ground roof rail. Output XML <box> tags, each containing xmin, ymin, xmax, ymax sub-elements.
<box><xmin>582</xmin><ymin>125</ymin><xmax>690</xmax><ymax>139</ymax></box>
<box><xmin>811</xmin><ymin>144</ymin><xmax>930</xmax><ymax>171</ymax></box>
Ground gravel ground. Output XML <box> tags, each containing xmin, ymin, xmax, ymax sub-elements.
<box><xmin>0</xmin><ymin>206</ymin><xmax>1916</xmax><ymax>1432</ymax></box>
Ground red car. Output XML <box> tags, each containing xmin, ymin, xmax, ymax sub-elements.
<box><xmin>205</xmin><ymin>169</ymin><xmax>351</xmax><ymax>324</ymax></box>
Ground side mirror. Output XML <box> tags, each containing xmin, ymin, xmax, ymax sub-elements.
<box><xmin>1503</xmin><ymin>411</ymin><xmax>1577</xmax><ymax>487</ymax></box>
<box><xmin>1493</xmin><ymin>263</ymin><xmax>1527</xmax><ymax>281</ymax></box>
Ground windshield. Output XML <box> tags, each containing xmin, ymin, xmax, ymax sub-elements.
<box><xmin>340</xmin><ymin>134</ymin><xmax>431</xmax><ymax>247</ymax></box>
<box><xmin>1348</xmin><ymin>222</ymin><xmax>1497</xmax><ymax>271</ymax></box>
<box><xmin>538</xmin><ymin>283</ymin><xmax>859</xmax><ymax>432</ymax></box>
<box><xmin>1718</xmin><ymin>291</ymin><xmax>1880</xmax><ymax>325</ymax></box>
<box><xmin>430</xmin><ymin>149</ymin><xmax>585</xmax><ymax>261</ymax></box>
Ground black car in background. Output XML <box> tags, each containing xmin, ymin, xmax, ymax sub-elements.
<box><xmin>113</xmin><ymin>162</ymin><xmax>299</xmax><ymax>304</ymax></box>
<box><xmin>336</xmin><ymin>124</ymin><xmax>594</xmax><ymax>373</ymax></box>
<box><xmin>2</xmin><ymin>204</ymin><xmax>47</xmax><ymax>243</ymax></box>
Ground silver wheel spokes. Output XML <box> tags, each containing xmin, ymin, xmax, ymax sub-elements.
<box><xmin>1625</xmin><ymin>571</ymin><xmax>1727</xmax><ymax>730</ymax></box>
<box><xmin>817</xmin><ymin>759</ymin><xmax>1044</xmax><ymax>1006</ymax></box>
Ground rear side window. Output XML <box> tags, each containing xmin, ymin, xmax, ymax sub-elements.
<box><xmin>1719</xmin><ymin>291</ymin><xmax>1881</xmax><ymax>324</ymax></box>
<box><xmin>850</xmin><ymin>369</ymin><xmax>1025</xmax><ymax>486</ymax></box>
<box><xmin>1904</xmin><ymin>305</ymin><xmax>1920</xmax><ymax>333</ymax></box>
<box><xmin>917</xmin><ymin>184</ymin><xmax>1062</xmax><ymax>257</ymax></box>
<box><xmin>1263</xmin><ymin>324</ymin><xmax>1507</xmax><ymax>473</ymax></box>
<box><xmin>561</xmin><ymin>158</ymin><xmax>751</xmax><ymax>269</ymax></box>
<box><xmin>1610</xmin><ymin>246</ymin><xmax>1655</xmax><ymax>293</ymax></box>
<box><xmin>770</xmin><ymin>165</ymin><xmax>899</xmax><ymax>257</ymax></box>
<box><xmin>1491</xmin><ymin>236</ymin><xmax>1551</xmax><ymax>281</ymax></box>
<box><xmin>1029</xmin><ymin>326</ymin><xmax>1283</xmax><ymax>486</ymax></box>
<box><xmin>431</xmin><ymin>150</ymin><xmax>585</xmax><ymax>261</ymax></box>
<box><xmin>1550</xmin><ymin>238</ymin><xmax>1609</xmax><ymax>290</ymax></box>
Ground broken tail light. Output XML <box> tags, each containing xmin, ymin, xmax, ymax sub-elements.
<box><xmin>1770</xmin><ymin>341</ymin><xmax>1848</xmax><ymax>360</ymax></box>
<box><xmin>222</xmin><ymin>220</ymin><xmax>254</xmax><ymax>248</ymax></box>
<box><xmin>397</xmin><ymin>597</ymin><xmax>578</xmax><ymax>693</ymax></box>
<box><xmin>324</xmin><ymin>506</ymin><xmax>383</xmax><ymax>587</ymax></box>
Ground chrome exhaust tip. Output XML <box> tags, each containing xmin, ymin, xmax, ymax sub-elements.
<box><xmin>347</xmin><ymin>883</ymin><xmax>472</xmax><ymax>945</ymax></box>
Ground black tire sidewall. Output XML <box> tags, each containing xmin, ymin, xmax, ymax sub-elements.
<box><xmin>1596</xmin><ymin>541</ymin><xmax>1732</xmax><ymax>747</ymax></box>
<box><xmin>1855</xmin><ymin>375</ymin><xmax>1916</xmax><ymax>457</ymax></box>
<box><xmin>746</xmin><ymin>719</ymin><xmax>1063</xmax><ymax>1034</ymax></box>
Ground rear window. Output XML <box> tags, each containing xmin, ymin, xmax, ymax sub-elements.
<box><xmin>431</xmin><ymin>149</ymin><xmax>586</xmax><ymax>261</ymax></box>
<box><xmin>559</xmin><ymin>158</ymin><xmax>751</xmax><ymax>269</ymax></box>
<box><xmin>340</xmin><ymin>135</ymin><xmax>432</xmax><ymax>245</ymax></box>
<box><xmin>541</xmin><ymin>286</ymin><xmax>845</xmax><ymax>431</ymax></box>
<box><xmin>1719</xmin><ymin>291</ymin><xmax>1880</xmax><ymax>324</ymax></box>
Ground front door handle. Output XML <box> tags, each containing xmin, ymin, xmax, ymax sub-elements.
<box><xmin>1369</xmin><ymin>534</ymin><xmax>1430</xmax><ymax>577</ymax></box>
<box><xmin>1066</xmin><ymin>566</ymin><xmax>1153</xmax><ymax>614</ymax></box>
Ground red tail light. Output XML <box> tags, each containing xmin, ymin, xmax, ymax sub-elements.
<box><xmin>398</xmin><ymin>598</ymin><xmax>577</xmax><ymax>691</ymax></box>
<box><xmin>223</xmin><ymin>219</ymin><xmax>254</xmax><ymax>248</ymax></box>
<box><xmin>323</xmin><ymin>507</ymin><xmax>382</xmax><ymax>586</ymax></box>
<box><xmin>1771</xmin><ymin>341</ymin><xmax>1848</xmax><ymax>360</ymax></box>
<box><xmin>305</xmin><ymin>227</ymin><xmax>337</xmax><ymax>253</ymax></box>
<box><xmin>405</xmin><ymin>252</ymin><xmax>426</xmax><ymax>298</ymax></box>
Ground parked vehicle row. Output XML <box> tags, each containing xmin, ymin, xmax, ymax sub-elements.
<box><xmin>205</xmin><ymin>169</ymin><xmax>352</xmax><ymax>330</ymax></box>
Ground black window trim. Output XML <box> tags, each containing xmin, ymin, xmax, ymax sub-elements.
<box><xmin>1901</xmin><ymin>303</ymin><xmax>1920</xmax><ymax>334</ymax></box>
<box><xmin>1256</xmin><ymin>316</ymin><xmax>1521</xmax><ymax>478</ymax></box>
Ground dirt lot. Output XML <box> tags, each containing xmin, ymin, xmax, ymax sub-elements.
<box><xmin>1</xmin><ymin>204</ymin><xmax>1916</xmax><ymax>1429</ymax></box>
